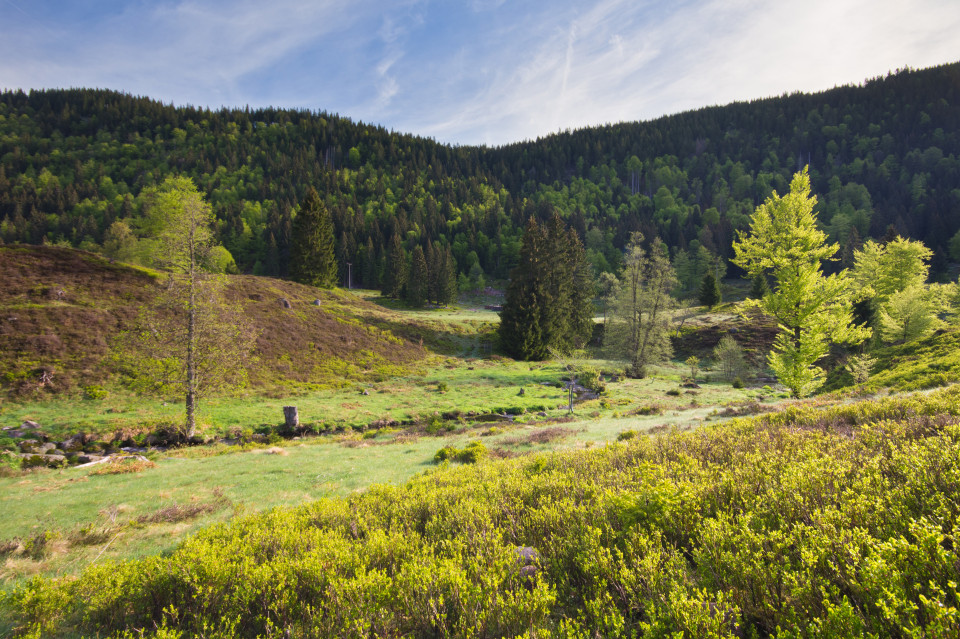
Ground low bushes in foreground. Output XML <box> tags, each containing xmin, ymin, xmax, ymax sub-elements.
<box><xmin>7</xmin><ymin>387</ymin><xmax>960</xmax><ymax>637</ymax></box>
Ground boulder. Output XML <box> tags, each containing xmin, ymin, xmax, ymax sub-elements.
<box><xmin>20</xmin><ymin>420</ymin><xmax>41</xmax><ymax>430</ymax></box>
<box><xmin>18</xmin><ymin>439</ymin><xmax>42</xmax><ymax>454</ymax></box>
<box><xmin>21</xmin><ymin>453</ymin><xmax>66</xmax><ymax>468</ymax></box>
<box><xmin>59</xmin><ymin>434</ymin><xmax>87</xmax><ymax>453</ymax></box>
<box><xmin>279</xmin><ymin>298</ymin><xmax>292</xmax><ymax>309</ymax></box>
<box><xmin>76</xmin><ymin>454</ymin><xmax>103</xmax><ymax>465</ymax></box>
<box><xmin>514</xmin><ymin>546</ymin><xmax>541</xmax><ymax>588</ymax></box>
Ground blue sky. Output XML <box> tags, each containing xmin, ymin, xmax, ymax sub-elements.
<box><xmin>2</xmin><ymin>0</ymin><xmax>958</xmax><ymax>146</ymax></box>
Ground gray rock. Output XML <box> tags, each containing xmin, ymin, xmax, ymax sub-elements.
<box><xmin>312</xmin><ymin>299</ymin><xmax>322</xmax><ymax>306</ymax></box>
<box><xmin>279</xmin><ymin>298</ymin><xmax>292</xmax><ymax>309</ymax></box>
<box><xmin>59</xmin><ymin>435</ymin><xmax>86</xmax><ymax>453</ymax></box>
<box><xmin>21</xmin><ymin>453</ymin><xmax>66</xmax><ymax>468</ymax></box>
<box><xmin>20</xmin><ymin>420</ymin><xmax>41</xmax><ymax>430</ymax></box>
<box><xmin>514</xmin><ymin>546</ymin><xmax>540</xmax><ymax>566</ymax></box>
<box><xmin>76</xmin><ymin>454</ymin><xmax>103</xmax><ymax>464</ymax></box>
<box><xmin>18</xmin><ymin>439</ymin><xmax>42</xmax><ymax>453</ymax></box>
<box><xmin>514</xmin><ymin>546</ymin><xmax>541</xmax><ymax>588</ymax></box>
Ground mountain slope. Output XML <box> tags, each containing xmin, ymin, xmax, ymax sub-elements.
<box><xmin>1</xmin><ymin>61</ymin><xmax>959</xmax><ymax>283</ymax></box>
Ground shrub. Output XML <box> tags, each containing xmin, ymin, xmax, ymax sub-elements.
<box><xmin>577</xmin><ymin>366</ymin><xmax>606</xmax><ymax>394</ymax></box>
<box><xmin>82</xmin><ymin>385</ymin><xmax>109</xmax><ymax>400</ymax></box>
<box><xmin>433</xmin><ymin>441</ymin><xmax>487</xmax><ymax>464</ymax></box>
<box><xmin>714</xmin><ymin>335</ymin><xmax>749</xmax><ymax>382</ymax></box>
<box><xmin>732</xmin><ymin>377</ymin><xmax>744</xmax><ymax>389</ymax></box>
<box><xmin>457</xmin><ymin>440</ymin><xmax>487</xmax><ymax>463</ymax></box>
<box><xmin>617</xmin><ymin>429</ymin><xmax>638</xmax><ymax>441</ymax></box>
<box><xmin>14</xmin><ymin>386</ymin><xmax>960</xmax><ymax>638</ymax></box>
<box><xmin>433</xmin><ymin>445</ymin><xmax>458</xmax><ymax>463</ymax></box>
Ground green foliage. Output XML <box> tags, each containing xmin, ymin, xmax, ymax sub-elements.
<box><xmin>576</xmin><ymin>365</ymin><xmax>606</xmax><ymax>395</ymax></box>
<box><xmin>733</xmin><ymin>168</ymin><xmax>869</xmax><ymax>397</ymax></box>
<box><xmin>748</xmin><ymin>273</ymin><xmax>768</xmax><ymax>300</ymax></box>
<box><xmin>381</xmin><ymin>232</ymin><xmax>407</xmax><ymax>299</ymax></box>
<box><xmin>878</xmin><ymin>284</ymin><xmax>940</xmax><ymax>344</ymax></box>
<box><xmin>713</xmin><ymin>335</ymin><xmax>749</xmax><ymax>383</ymax></box>
<box><xmin>852</xmin><ymin>236</ymin><xmax>932</xmax><ymax>307</ymax></box>
<box><xmin>829</xmin><ymin>325</ymin><xmax>960</xmax><ymax>392</ymax></box>
<box><xmin>674</xmin><ymin>243</ymin><xmax>726</xmax><ymax>298</ymax></box>
<box><xmin>433</xmin><ymin>440</ymin><xmax>487</xmax><ymax>464</ymax></box>
<box><xmin>11</xmin><ymin>387</ymin><xmax>960</xmax><ymax>637</ymax></box>
<box><xmin>82</xmin><ymin>385</ymin><xmax>108</xmax><ymax>400</ymax></box>
<box><xmin>289</xmin><ymin>188</ymin><xmax>337</xmax><ymax>288</ymax></box>
<box><xmin>843</xmin><ymin>353</ymin><xmax>876</xmax><ymax>385</ymax></box>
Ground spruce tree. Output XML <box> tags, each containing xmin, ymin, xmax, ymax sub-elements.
<box><xmin>289</xmin><ymin>188</ymin><xmax>337</xmax><ymax>288</ymax></box>
<box><xmin>407</xmin><ymin>245</ymin><xmax>428</xmax><ymax>307</ymax></box>
<box><xmin>566</xmin><ymin>228</ymin><xmax>595</xmax><ymax>348</ymax></box>
<box><xmin>362</xmin><ymin>237</ymin><xmax>379</xmax><ymax>290</ymax></box>
<box><xmin>749</xmin><ymin>273</ymin><xmax>769</xmax><ymax>299</ymax></box>
<box><xmin>499</xmin><ymin>215</ymin><xmax>593</xmax><ymax>359</ymax></box>
<box><xmin>427</xmin><ymin>240</ymin><xmax>441</xmax><ymax>304</ymax></box>
<box><xmin>381</xmin><ymin>232</ymin><xmax>407</xmax><ymax>298</ymax></box>
<box><xmin>440</xmin><ymin>245</ymin><xmax>458</xmax><ymax>305</ymax></box>
<box><xmin>699</xmin><ymin>272</ymin><xmax>721</xmax><ymax>308</ymax></box>
<box><xmin>500</xmin><ymin>218</ymin><xmax>548</xmax><ymax>360</ymax></box>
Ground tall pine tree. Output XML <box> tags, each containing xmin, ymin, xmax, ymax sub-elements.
<box><xmin>289</xmin><ymin>188</ymin><xmax>337</xmax><ymax>288</ymax></box>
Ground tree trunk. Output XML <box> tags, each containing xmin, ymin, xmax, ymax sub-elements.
<box><xmin>283</xmin><ymin>406</ymin><xmax>300</xmax><ymax>430</ymax></box>
<box><xmin>185</xmin><ymin>225</ymin><xmax>197</xmax><ymax>439</ymax></box>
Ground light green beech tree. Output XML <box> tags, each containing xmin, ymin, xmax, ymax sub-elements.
<box><xmin>733</xmin><ymin>168</ymin><xmax>869</xmax><ymax>397</ymax></box>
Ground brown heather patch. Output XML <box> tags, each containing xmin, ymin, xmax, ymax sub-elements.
<box><xmin>88</xmin><ymin>458</ymin><xmax>157</xmax><ymax>475</ymax></box>
<box><xmin>1</xmin><ymin>245</ymin><xmax>428</xmax><ymax>397</ymax></box>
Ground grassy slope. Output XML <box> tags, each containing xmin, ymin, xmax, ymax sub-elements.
<box><xmin>0</xmin><ymin>357</ymin><xmax>768</xmax><ymax>584</ymax></box>
<box><xmin>0</xmin><ymin>245</ymin><xmax>432</xmax><ymax>399</ymax></box>
<box><xmin>826</xmin><ymin>326</ymin><xmax>960</xmax><ymax>393</ymax></box>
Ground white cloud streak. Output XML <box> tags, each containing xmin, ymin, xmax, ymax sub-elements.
<box><xmin>403</xmin><ymin>0</ymin><xmax>960</xmax><ymax>144</ymax></box>
<box><xmin>1</xmin><ymin>0</ymin><xmax>958</xmax><ymax>144</ymax></box>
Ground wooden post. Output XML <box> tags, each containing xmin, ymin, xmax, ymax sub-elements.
<box><xmin>283</xmin><ymin>406</ymin><xmax>299</xmax><ymax>430</ymax></box>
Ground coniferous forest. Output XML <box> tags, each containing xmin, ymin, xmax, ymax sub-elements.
<box><xmin>2</xmin><ymin>62</ymin><xmax>960</xmax><ymax>288</ymax></box>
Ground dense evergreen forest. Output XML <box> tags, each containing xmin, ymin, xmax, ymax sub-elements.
<box><xmin>1</xmin><ymin>61</ymin><xmax>959</xmax><ymax>287</ymax></box>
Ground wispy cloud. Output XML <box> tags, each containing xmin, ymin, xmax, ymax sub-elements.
<box><xmin>1</xmin><ymin>0</ymin><xmax>958</xmax><ymax>144</ymax></box>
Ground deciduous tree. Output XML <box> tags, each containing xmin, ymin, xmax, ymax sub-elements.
<box><xmin>114</xmin><ymin>177</ymin><xmax>256</xmax><ymax>438</ymax></box>
<box><xmin>606</xmin><ymin>233</ymin><xmax>677</xmax><ymax>378</ymax></box>
<box><xmin>732</xmin><ymin>168</ymin><xmax>868</xmax><ymax>397</ymax></box>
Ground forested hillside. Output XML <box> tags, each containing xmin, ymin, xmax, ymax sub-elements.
<box><xmin>2</xmin><ymin>62</ymin><xmax>958</xmax><ymax>284</ymax></box>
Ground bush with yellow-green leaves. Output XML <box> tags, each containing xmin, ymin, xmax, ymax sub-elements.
<box><xmin>8</xmin><ymin>387</ymin><xmax>960</xmax><ymax>637</ymax></box>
